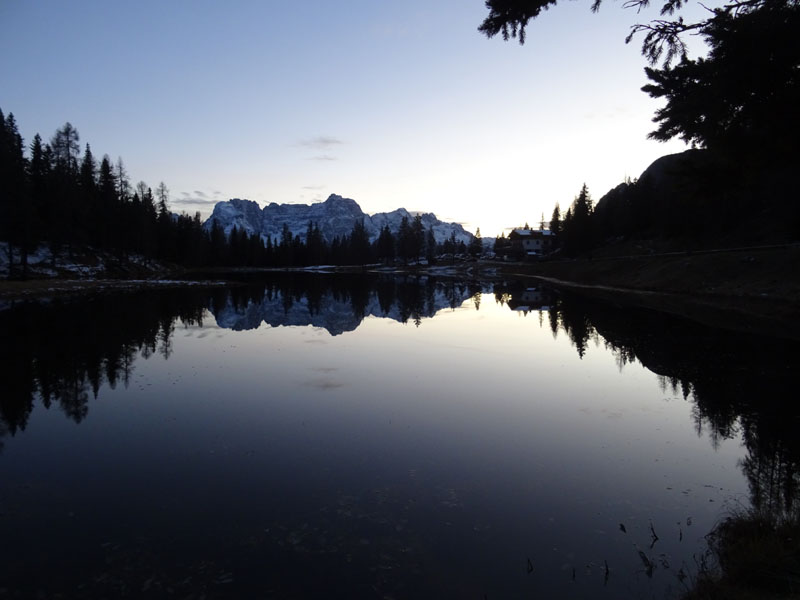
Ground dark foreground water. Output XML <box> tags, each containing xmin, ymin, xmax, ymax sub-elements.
<box><xmin>1</xmin><ymin>274</ymin><xmax>797</xmax><ymax>599</ymax></box>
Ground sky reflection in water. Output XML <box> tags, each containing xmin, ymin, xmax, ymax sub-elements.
<box><xmin>1</xmin><ymin>276</ymin><xmax>787</xmax><ymax>599</ymax></box>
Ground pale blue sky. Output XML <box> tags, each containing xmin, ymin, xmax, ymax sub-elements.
<box><xmin>0</xmin><ymin>0</ymin><xmax>701</xmax><ymax>236</ymax></box>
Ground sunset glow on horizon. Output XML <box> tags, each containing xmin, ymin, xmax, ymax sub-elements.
<box><xmin>0</xmin><ymin>0</ymin><xmax>702</xmax><ymax>237</ymax></box>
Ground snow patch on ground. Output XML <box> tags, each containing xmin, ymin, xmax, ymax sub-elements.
<box><xmin>0</xmin><ymin>243</ymin><xmax>171</xmax><ymax>280</ymax></box>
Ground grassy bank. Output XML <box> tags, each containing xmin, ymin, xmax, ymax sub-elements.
<box><xmin>494</xmin><ymin>244</ymin><xmax>800</xmax><ymax>340</ymax></box>
<box><xmin>684</xmin><ymin>510</ymin><xmax>800</xmax><ymax>600</ymax></box>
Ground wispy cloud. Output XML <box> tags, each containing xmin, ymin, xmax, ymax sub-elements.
<box><xmin>302</xmin><ymin>378</ymin><xmax>345</xmax><ymax>390</ymax></box>
<box><xmin>302</xmin><ymin>184</ymin><xmax>326</xmax><ymax>190</ymax></box>
<box><xmin>172</xmin><ymin>189</ymin><xmax>223</xmax><ymax>207</ymax></box>
<box><xmin>309</xmin><ymin>155</ymin><xmax>337</xmax><ymax>162</ymax></box>
<box><xmin>171</xmin><ymin>197</ymin><xmax>219</xmax><ymax>206</ymax></box>
<box><xmin>298</xmin><ymin>136</ymin><xmax>343</xmax><ymax>149</ymax></box>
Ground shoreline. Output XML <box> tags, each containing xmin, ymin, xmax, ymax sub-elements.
<box><xmin>2</xmin><ymin>248</ymin><xmax>798</xmax><ymax>339</ymax></box>
<box><xmin>493</xmin><ymin>244</ymin><xmax>800</xmax><ymax>340</ymax></box>
<box><xmin>0</xmin><ymin>278</ymin><xmax>230</xmax><ymax>303</ymax></box>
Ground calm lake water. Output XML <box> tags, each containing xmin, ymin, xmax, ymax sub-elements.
<box><xmin>1</xmin><ymin>273</ymin><xmax>797</xmax><ymax>599</ymax></box>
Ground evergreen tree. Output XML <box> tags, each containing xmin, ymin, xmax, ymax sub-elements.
<box><xmin>0</xmin><ymin>112</ymin><xmax>31</xmax><ymax>277</ymax></box>
<box><xmin>139</xmin><ymin>185</ymin><xmax>158</xmax><ymax>260</ymax></box>
<box><xmin>560</xmin><ymin>184</ymin><xmax>594</xmax><ymax>255</ymax></box>
<box><xmin>550</xmin><ymin>203</ymin><xmax>562</xmax><ymax>237</ymax></box>
<box><xmin>73</xmin><ymin>144</ymin><xmax>97</xmax><ymax>248</ymax></box>
<box><xmin>410</xmin><ymin>214</ymin><xmax>425</xmax><ymax>262</ymax></box>
<box><xmin>156</xmin><ymin>181</ymin><xmax>176</xmax><ymax>261</ymax></box>
<box><xmin>208</xmin><ymin>221</ymin><xmax>227</xmax><ymax>266</ymax></box>
<box><xmin>278</xmin><ymin>223</ymin><xmax>293</xmax><ymax>265</ymax></box>
<box><xmin>28</xmin><ymin>133</ymin><xmax>50</xmax><ymax>257</ymax></box>
<box><xmin>79</xmin><ymin>144</ymin><xmax>97</xmax><ymax>191</ymax></box>
<box><xmin>480</xmin><ymin>0</ymin><xmax>799</xmax><ymax>167</ymax></box>
<box><xmin>49</xmin><ymin>123</ymin><xmax>81</xmax><ymax>257</ymax></box>
<box><xmin>96</xmin><ymin>155</ymin><xmax>116</xmax><ymax>250</ymax></box>
<box><xmin>469</xmin><ymin>227</ymin><xmax>483</xmax><ymax>257</ymax></box>
<box><xmin>449</xmin><ymin>231</ymin><xmax>458</xmax><ymax>263</ymax></box>
<box><xmin>375</xmin><ymin>225</ymin><xmax>395</xmax><ymax>265</ymax></box>
<box><xmin>562</xmin><ymin>208</ymin><xmax>574</xmax><ymax>254</ymax></box>
<box><xmin>306</xmin><ymin>221</ymin><xmax>325</xmax><ymax>266</ymax></box>
<box><xmin>264</xmin><ymin>234</ymin><xmax>274</xmax><ymax>266</ymax></box>
<box><xmin>348</xmin><ymin>219</ymin><xmax>371</xmax><ymax>265</ymax></box>
<box><xmin>572</xmin><ymin>184</ymin><xmax>592</xmax><ymax>221</ymax></box>
<box><xmin>425</xmin><ymin>228</ymin><xmax>437</xmax><ymax>263</ymax></box>
<box><xmin>397</xmin><ymin>216</ymin><xmax>413</xmax><ymax>265</ymax></box>
<box><xmin>493</xmin><ymin>232</ymin><xmax>508</xmax><ymax>257</ymax></box>
<box><xmin>642</xmin><ymin>2</ymin><xmax>800</xmax><ymax>160</ymax></box>
<box><xmin>115</xmin><ymin>157</ymin><xmax>130</xmax><ymax>203</ymax></box>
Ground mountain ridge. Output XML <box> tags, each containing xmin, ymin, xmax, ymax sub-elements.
<box><xmin>204</xmin><ymin>194</ymin><xmax>474</xmax><ymax>245</ymax></box>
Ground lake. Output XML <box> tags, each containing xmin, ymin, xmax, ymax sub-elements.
<box><xmin>1</xmin><ymin>273</ymin><xmax>797</xmax><ymax>599</ymax></box>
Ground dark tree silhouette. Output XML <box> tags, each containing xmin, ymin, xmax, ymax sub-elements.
<box><xmin>397</xmin><ymin>216</ymin><xmax>413</xmax><ymax>265</ymax></box>
<box><xmin>479</xmin><ymin>0</ymin><xmax>782</xmax><ymax>66</ymax></box>
<box><xmin>348</xmin><ymin>219</ymin><xmax>371</xmax><ymax>265</ymax></box>
<box><xmin>376</xmin><ymin>225</ymin><xmax>396</xmax><ymax>265</ymax></box>
<box><xmin>0</xmin><ymin>111</ymin><xmax>31</xmax><ymax>277</ymax></box>
<box><xmin>481</xmin><ymin>0</ymin><xmax>799</xmax><ymax>161</ymax></box>
<box><xmin>469</xmin><ymin>227</ymin><xmax>483</xmax><ymax>257</ymax></box>
<box><xmin>550</xmin><ymin>203</ymin><xmax>561</xmax><ymax>238</ymax></box>
<box><xmin>642</xmin><ymin>1</ymin><xmax>800</xmax><ymax>158</ymax></box>
<box><xmin>410</xmin><ymin>215</ymin><xmax>425</xmax><ymax>261</ymax></box>
<box><xmin>1</xmin><ymin>109</ymin><xmax>481</xmax><ymax>271</ymax></box>
<box><xmin>558</xmin><ymin>184</ymin><xmax>593</xmax><ymax>256</ymax></box>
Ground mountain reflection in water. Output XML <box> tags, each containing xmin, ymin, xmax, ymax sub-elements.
<box><xmin>0</xmin><ymin>273</ymin><xmax>798</xmax><ymax>598</ymax></box>
<box><xmin>0</xmin><ymin>274</ymin><xmax>483</xmax><ymax>433</ymax></box>
<box><xmin>212</xmin><ymin>274</ymin><xmax>485</xmax><ymax>334</ymax></box>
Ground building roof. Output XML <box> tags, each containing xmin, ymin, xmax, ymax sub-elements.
<box><xmin>511</xmin><ymin>228</ymin><xmax>554</xmax><ymax>236</ymax></box>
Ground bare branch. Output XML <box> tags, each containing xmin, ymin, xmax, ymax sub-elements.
<box><xmin>627</xmin><ymin>17</ymin><xmax>705</xmax><ymax>64</ymax></box>
<box><xmin>622</xmin><ymin>0</ymin><xmax>651</xmax><ymax>13</ymax></box>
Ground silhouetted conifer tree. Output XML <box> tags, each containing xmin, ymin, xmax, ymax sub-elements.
<box><xmin>0</xmin><ymin>111</ymin><xmax>31</xmax><ymax>277</ymax></box>
<box><xmin>376</xmin><ymin>225</ymin><xmax>395</xmax><ymax>265</ymax></box>
<box><xmin>469</xmin><ymin>227</ymin><xmax>483</xmax><ymax>257</ymax></box>
<box><xmin>425</xmin><ymin>228</ymin><xmax>437</xmax><ymax>263</ymax></box>
<box><xmin>550</xmin><ymin>203</ymin><xmax>561</xmax><ymax>239</ymax></box>
<box><xmin>348</xmin><ymin>219</ymin><xmax>371</xmax><ymax>265</ymax></box>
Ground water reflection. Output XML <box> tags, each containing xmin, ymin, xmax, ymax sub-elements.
<box><xmin>213</xmin><ymin>273</ymin><xmax>483</xmax><ymax>334</ymax></box>
<box><xmin>0</xmin><ymin>275</ymin><xmax>484</xmax><ymax>435</ymax></box>
<box><xmin>497</xmin><ymin>282</ymin><xmax>800</xmax><ymax>524</ymax></box>
<box><xmin>1</xmin><ymin>275</ymin><xmax>798</xmax><ymax>598</ymax></box>
<box><xmin>0</xmin><ymin>289</ymin><xmax>207</xmax><ymax>435</ymax></box>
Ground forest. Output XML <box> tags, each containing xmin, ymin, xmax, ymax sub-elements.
<box><xmin>0</xmin><ymin>111</ymin><xmax>482</xmax><ymax>278</ymax></box>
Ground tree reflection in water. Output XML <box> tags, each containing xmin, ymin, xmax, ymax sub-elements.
<box><xmin>0</xmin><ymin>274</ymin><xmax>484</xmax><ymax>438</ymax></box>
<box><xmin>497</xmin><ymin>280</ymin><xmax>800</xmax><ymax>563</ymax></box>
<box><xmin>1</xmin><ymin>275</ymin><xmax>797</xmax><ymax>596</ymax></box>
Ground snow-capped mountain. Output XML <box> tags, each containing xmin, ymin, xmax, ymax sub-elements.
<box><xmin>204</xmin><ymin>194</ymin><xmax>473</xmax><ymax>244</ymax></box>
<box><xmin>211</xmin><ymin>278</ymin><xmax>482</xmax><ymax>335</ymax></box>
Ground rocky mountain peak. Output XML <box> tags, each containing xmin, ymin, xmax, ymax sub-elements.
<box><xmin>204</xmin><ymin>194</ymin><xmax>473</xmax><ymax>245</ymax></box>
